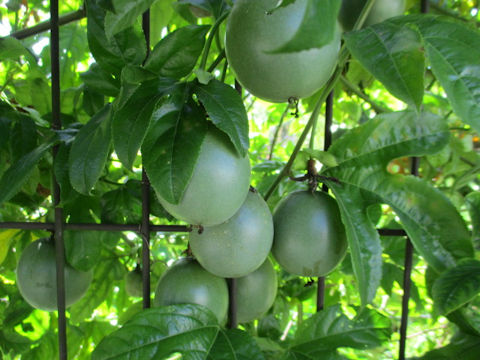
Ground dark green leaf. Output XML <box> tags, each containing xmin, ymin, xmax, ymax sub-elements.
<box><xmin>143</xmin><ymin>93</ymin><xmax>208</xmax><ymax>204</ymax></box>
<box><xmin>466</xmin><ymin>192</ymin><xmax>480</xmax><ymax>248</ymax></box>
<box><xmin>344</xmin><ymin>21</ymin><xmax>424</xmax><ymax>109</ymax></box>
<box><xmin>68</xmin><ymin>105</ymin><xmax>112</xmax><ymax>194</ymax></box>
<box><xmin>432</xmin><ymin>259</ymin><xmax>480</xmax><ymax>315</ymax></box>
<box><xmin>176</xmin><ymin>0</ymin><xmax>230</xmax><ymax>19</ymax></box>
<box><xmin>325</xmin><ymin>111</ymin><xmax>472</xmax><ymax>276</ymax></box>
<box><xmin>112</xmin><ymin>77</ymin><xmax>177</xmax><ymax>169</ymax></box>
<box><xmin>92</xmin><ymin>304</ymin><xmax>220</xmax><ymax>360</ymax></box>
<box><xmin>144</xmin><ymin>25</ymin><xmax>210</xmax><ymax>79</ymax></box>
<box><xmin>416</xmin><ymin>333</ymin><xmax>480</xmax><ymax>360</ymax></box>
<box><xmin>10</xmin><ymin>115</ymin><xmax>38</xmax><ymax>163</ymax></box>
<box><xmin>22</xmin><ymin>332</ymin><xmax>57</xmax><ymax>360</ymax></box>
<box><xmin>81</xmin><ymin>63</ymin><xmax>120</xmax><ymax>97</ymax></box>
<box><xmin>104</xmin><ymin>0</ymin><xmax>157</xmax><ymax>39</ymax></box>
<box><xmin>268</xmin><ymin>0</ymin><xmax>341</xmax><ymax>53</ymax></box>
<box><xmin>0</xmin><ymin>37</ymin><xmax>37</xmax><ymax>66</ymax></box>
<box><xmin>101</xmin><ymin>180</ymin><xmax>142</xmax><ymax>223</ymax></box>
<box><xmin>0</xmin><ymin>141</ymin><xmax>54</xmax><ymax>206</ymax></box>
<box><xmin>86</xmin><ymin>0</ymin><xmax>146</xmax><ymax>75</ymax></box>
<box><xmin>208</xmin><ymin>329</ymin><xmax>265</xmax><ymax>360</ymax></box>
<box><xmin>291</xmin><ymin>305</ymin><xmax>392</xmax><ymax>353</ymax></box>
<box><xmin>65</xmin><ymin>231</ymin><xmax>102</xmax><ymax>271</ymax></box>
<box><xmin>194</xmin><ymin>80</ymin><xmax>249</xmax><ymax>156</ymax></box>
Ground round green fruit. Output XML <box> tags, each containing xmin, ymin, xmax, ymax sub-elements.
<box><xmin>338</xmin><ymin>0</ymin><xmax>406</xmax><ymax>32</ymax></box>
<box><xmin>236</xmin><ymin>258</ymin><xmax>277</xmax><ymax>323</ymax></box>
<box><xmin>156</xmin><ymin>127</ymin><xmax>251</xmax><ymax>226</ymax></box>
<box><xmin>16</xmin><ymin>238</ymin><xmax>93</xmax><ymax>311</ymax></box>
<box><xmin>272</xmin><ymin>191</ymin><xmax>347</xmax><ymax>277</ymax></box>
<box><xmin>190</xmin><ymin>190</ymin><xmax>273</xmax><ymax>278</ymax></box>
<box><xmin>225</xmin><ymin>0</ymin><xmax>341</xmax><ymax>103</ymax></box>
<box><xmin>153</xmin><ymin>258</ymin><xmax>229</xmax><ymax>323</ymax></box>
<box><xmin>125</xmin><ymin>268</ymin><xmax>143</xmax><ymax>298</ymax></box>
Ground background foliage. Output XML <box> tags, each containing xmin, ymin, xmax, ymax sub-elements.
<box><xmin>0</xmin><ymin>0</ymin><xmax>479</xmax><ymax>359</ymax></box>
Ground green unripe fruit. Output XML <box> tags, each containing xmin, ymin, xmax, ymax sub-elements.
<box><xmin>190</xmin><ymin>190</ymin><xmax>273</xmax><ymax>278</ymax></box>
<box><xmin>272</xmin><ymin>191</ymin><xmax>348</xmax><ymax>277</ymax></box>
<box><xmin>339</xmin><ymin>0</ymin><xmax>406</xmax><ymax>32</ymax></box>
<box><xmin>236</xmin><ymin>258</ymin><xmax>277</xmax><ymax>323</ymax></box>
<box><xmin>125</xmin><ymin>268</ymin><xmax>143</xmax><ymax>298</ymax></box>
<box><xmin>153</xmin><ymin>258</ymin><xmax>229</xmax><ymax>323</ymax></box>
<box><xmin>156</xmin><ymin>128</ymin><xmax>251</xmax><ymax>226</ymax></box>
<box><xmin>16</xmin><ymin>238</ymin><xmax>92</xmax><ymax>311</ymax></box>
<box><xmin>225</xmin><ymin>0</ymin><xmax>341</xmax><ymax>103</ymax></box>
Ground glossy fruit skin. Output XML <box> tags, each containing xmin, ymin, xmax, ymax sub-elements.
<box><xmin>236</xmin><ymin>258</ymin><xmax>277</xmax><ymax>323</ymax></box>
<box><xmin>156</xmin><ymin>127</ymin><xmax>251</xmax><ymax>226</ymax></box>
<box><xmin>125</xmin><ymin>269</ymin><xmax>143</xmax><ymax>297</ymax></box>
<box><xmin>16</xmin><ymin>238</ymin><xmax>92</xmax><ymax>311</ymax></box>
<box><xmin>338</xmin><ymin>0</ymin><xmax>406</xmax><ymax>32</ymax></box>
<box><xmin>153</xmin><ymin>258</ymin><xmax>229</xmax><ymax>323</ymax></box>
<box><xmin>190</xmin><ymin>190</ymin><xmax>273</xmax><ymax>278</ymax></box>
<box><xmin>272</xmin><ymin>191</ymin><xmax>347</xmax><ymax>277</ymax></box>
<box><xmin>225</xmin><ymin>0</ymin><xmax>341</xmax><ymax>103</ymax></box>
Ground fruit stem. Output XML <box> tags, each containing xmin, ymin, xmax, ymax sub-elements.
<box><xmin>199</xmin><ymin>12</ymin><xmax>229</xmax><ymax>71</ymax></box>
<box><xmin>268</xmin><ymin>103</ymin><xmax>290</xmax><ymax>160</ymax></box>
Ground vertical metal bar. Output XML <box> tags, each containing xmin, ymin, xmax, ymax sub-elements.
<box><xmin>50</xmin><ymin>0</ymin><xmax>67</xmax><ymax>359</ymax></box>
<box><xmin>317</xmin><ymin>91</ymin><xmax>334</xmax><ymax>312</ymax></box>
<box><xmin>421</xmin><ymin>0</ymin><xmax>430</xmax><ymax>13</ymax></box>
<box><xmin>141</xmin><ymin>10</ymin><xmax>151</xmax><ymax>310</ymax></box>
<box><xmin>227</xmin><ymin>278</ymin><xmax>238</xmax><ymax>328</ymax></box>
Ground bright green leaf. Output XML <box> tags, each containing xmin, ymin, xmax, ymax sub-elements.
<box><xmin>208</xmin><ymin>329</ymin><xmax>266</xmax><ymax>360</ymax></box>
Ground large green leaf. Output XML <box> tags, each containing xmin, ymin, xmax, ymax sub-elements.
<box><xmin>68</xmin><ymin>105</ymin><xmax>112</xmax><ymax>195</ymax></box>
<box><xmin>465</xmin><ymin>192</ymin><xmax>480</xmax><ymax>248</ymax></box>
<box><xmin>80</xmin><ymin>63</ymin><xmax>120</xmax><ymax>97</ymax></box>
<box><xmin>207</xmin><ymin>329</ymin><xmax>265</xmax><ymax>360</ymax></box>
<box><xmin>86</xmin><ymin>0</ymin><xmax>146</xmax><ymax>75</ymax></box>
<box><xmin>175</xmin><ymin>0</ymin><xmax>230</xmax><ymax>19</ymax></box>
<box><xmin>144</xmin><ymin>25</ymin><xmax>210</xmax><ymax>79</ymax></box>
<box><xmin>0</xmin><ymin>140</ymin><xmax>54</xmax><ymax>206</ymax></box>
<box><xmin>290</xmin><ymin>305</ymin><xmax>392</xmax><ymax>354</ymax></box>
<box><xmin>92</xmin><ymin>304</ymin><xmax>220</xmax><ymax>360</ymax></box>
<box><xmin>390</xmin><ymin>15</ymin><xmax>480</xmax><ymax>132</ymax></box>
<box><xmin>104</xmin><ymin>0</ymin><xmax>158</xmax><ymax>40</ymax></box>
<box><xmin>194</xmin><ymin>80</ymin><xmax>249</xmax><ymax>157</ymax></box>
<box><xmin>432</xmin><ymin>259</ymin><xmax>480</xmax><ymax>315</ymax></box>
<box><xmin>267</xmin><ymin>0</ymin><xmax>341</xmax><ymax>53</ymax></box>
<box><xmin>416</xmin><ymin>333</ymin><xmax>480</xmax><ymax>360</ymax></box>
<box><xmin>323</xmin><ymin>111</ymin><xmax>473</xmax><ymax>303</ymax></box>
<box><xmin>112</xmin><ymin>77</ymin><xmax>177</xmax><ymax>169</ymax></box>
<box><xmin>142</xmin><ymin>89</ymin><xmax>208</xmax><ymax>204</ymax></box>
<box><xmin>344</xmin><ymin>21</ymin><xmax>424</xmax><ymax>110</ymax></box>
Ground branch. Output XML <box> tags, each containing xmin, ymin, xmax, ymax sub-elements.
<box><xmin>8</xmin><ymin>8</ymin><xmax>86</xmax><ymax>40</ymax></box>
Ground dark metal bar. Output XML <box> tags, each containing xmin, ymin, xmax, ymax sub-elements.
<box><xmin>318</xmin><ymin>90</ymin><xmax>334</xmax><ymax>312</ymax></box>
<box><xmin>227</xmin><ymin>278</ymin><xmax>238</xmax><ymax>328</ymax></box>
<box><xmin>421</xmin><ymin>0</ymin><xmax>430</xmax><ymax>14</ymax></box>
<box><xmin>378</xmin><ymin>228</ymin><xmax>407</xmax><ymax>237</ymax></box>
<box><xmin>50</xmin><ymin>0</ymin><xmax>67</xmax><ymax>359</ymax></box>
<box><xmin>399</xmin><ymin>239</ymin><xmax>414</xmax><ymax>360</ymax></box>
<box><xmin>141</xmin><ymin>10</ymin><xmax>152</xmax><ymax>310</ymax></box>
<box><xmin>234</xmin><ymin>79</ymin><xmax>242</xmax><ymax>95</ymax></box>
<box><xmin>0</xmin><ymin>222</ymin><xmax>190</xmax><ymax>232</ymax></box>
<box><xmin>9</xmin><ymin>8</ymin><xmax>86</xmax><ymax>40</ymax></box>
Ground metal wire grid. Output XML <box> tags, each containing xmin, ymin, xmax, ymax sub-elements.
<box><xmin>0</xmin><ymin>1</ymin><xmax>432</xmax><ymax>359</ymax></box>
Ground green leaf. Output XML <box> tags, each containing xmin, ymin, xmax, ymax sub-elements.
<box><xmin>267</xmin><ymin>0</ymin><xmax>341</xmax><ymax>53</ymax></box>
<box><xmin>0</xmin><ymin>140</ymin><xmax>54</xmax><ymax>206</ymax></box>
<box><xmin>143</xmin><ymin>91</ymin><xmax>208</xmax><ymax>204</ymax></box>
<box><xmin>92</xmin><ymin>304</ymin><xmax>220</xmax><ymax>360</ymax></box>
<box><xmin>300</xmin><ymin>149</ymin><xmax>338</xmax><ymax>167</ymax></box>
<box><xmin>0</xmin><ymin>230</ymin><xmax>18</xmax><ymax>265</ymax></box>
<box><xmin>327</xmin><ymin>183</ymin><xmax>382</xmax><ymax>305</ymax></box>
<box><xmin>432</xmin><ymin>259</ymin><xmax>480</xmax><ymax>315</ymax></box>
<box><xmin>80</xmin><ymin>63</ymin><xmax>120</xmax><ymax>97</ymax></box>
<box><xmin>325</xmin><ymin>111</ymin><xmax>473</xmax><ymax>277</ymax></box>
<box><xmin>145</xmin><ymin>25</ymin><xmax>210</xmax><ymax>79</ymax></box>
<box><xmin>194</xmin><ymin>80</ymin><xmax>249</xmax><ymax>156</ymax></box>
<box><xmin>101</xmin><ymin>180</ymin><xmax>142</xmax><ymax>224</ymax></box>
<box><xmin>344</xmin><ymin>21</ymin><xmax>425</xmax><ymax>110</ymax></box>
<box><xmin>290</xmin><ymin>305</ymin><xmax>392</xmax><ymax>353</ymax></box>
<box><xmin>208</xmin><ymin>329</ymin><xmax>266</xmax><ymax>360</ymax></box>
<box><xmin>86</xmin><ymin>0</ymin><xmax>146</xmax><ymax>75</ymax></box>
<box><xmin>412</xmin><ymin>15</ymin><xmax>480</xmax><ymax>133</ymax></box>
<box><xmin>466</xmin><ymin>192</ymin><xmax>480</xmax><ymax>248</ymax></box>
<box><xmin>68</xmin><ymin>105</ymin><xmax>112</xmax><ymax>195</ymax></box>
<box><xmin>0</xmin><ymin>37</ymin><xmax>37</xmax><ymax>66</ymax></box>
<box><xmin>65</xmin><ymin>231</ymin><xmax>102</xmax><ymax>272</ymax></box>
<box><xmin>112</xmin><ymin>77</ymin><xmax>177</xmax><ymax>169</ymax></box>
<box><xmin>176</xmin><ymin>0</ymin><xmax>230</xmax><ymax>19</ymax></box>
<box><xmin>416</xmin><ymin>333</ymin><xmax>480</xmax><ymax>360</ymax></box>
<box><xmin>105</xmin><ymin>0</ymin><xmax>158</xmax><ymax>40</ymax></box>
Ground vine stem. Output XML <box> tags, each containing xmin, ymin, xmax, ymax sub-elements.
<box><xmin>268</xmin><ymin>104</ymin><xmax>290</xmax><ymax>160</ymax></box>
<box><xmin>263</xmin><ymin>0</ymin><xmax>377</xmax><ymax>201</ymax></box>
<box><xmin>199</xmin><ymin>12</ymin><xmax>229</xmax><ymax>71</ymax></box>
<box><xmin>340</xmin><ymin>75</ymin><xmax>390</xmax><ymax>114</ymax></box>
